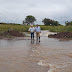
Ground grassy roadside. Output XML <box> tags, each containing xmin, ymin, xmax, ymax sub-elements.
<box><xmin>0</xmin><ymin>24</ymin><xmax>72</xmax><ymax>32</ymax></box>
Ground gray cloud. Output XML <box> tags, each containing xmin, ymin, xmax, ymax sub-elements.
<box><xmin>0</xmin><ymin>0</ymin><xmax>72</xmax><ymax>24</ymax></box>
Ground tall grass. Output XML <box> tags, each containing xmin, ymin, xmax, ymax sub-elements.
<box><xmin>48</xmin><ymin>26</ymin><xmax>72</xmax><ymax>32</ymax></box>
<box><xmin>0</xmin><ymin>24</ymin><xmax>72</xmax><ymax>32</ymax></box>
<box><xmin>0</xmin><ymin>24</ymin><xmax>30</xmax><ymax>32</ymax></box>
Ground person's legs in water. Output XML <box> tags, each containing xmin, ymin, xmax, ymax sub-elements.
<box><xmin>36</xmin><ymin>32</ymin><xmax>40</xmax><ymax>42</ymax></box>
<box><xmin>31</xmin><ymin>32</ymin><xmax>34</xmax><ymax>43</ymax></box>
<box><xmin>39</xmin><ymin>36</ymin><xmax>40</xmax><ymax>42</ymax></box>
<box><xmin>31</xmin><ymin>32</ymin><xmax>32</xmax><ymax>43</ymax></box>
<box><xmin>33</xmin><ymin>32</ymin><xmax>34</xmax><ymax>43</ymax></box>
<box><xmin>33</xmin><ymin>32</ymin><xmax>34</xmax><ymax>40</ymax></box>
<box><xmin>38</xmin><ymin>32</ymin><xmax>40</xmax><ymax>42</ymax></box>
<box><xmin>31</xmin><ymin>32</ymin><xmax>32</xmax><ymax>40</ymax></box>
<box><xmin>36</xmin><ymin>32</ymin><xmax>38</xmax><ymax>41</ymax></box>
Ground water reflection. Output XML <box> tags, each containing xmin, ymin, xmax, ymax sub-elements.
<box><xmin>30</xmin><ymin>39</ymin><xmax>40</xmax><ymax>45</ymax></box>
<box><xmin>31</xmin><ymin>39</ymin><xmax>34</xmax><ymax>44</ymax></box>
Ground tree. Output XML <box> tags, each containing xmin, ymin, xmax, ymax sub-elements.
<box><xmin>65</xmin><ymin>21</ymin><xmax>72</xmax><ymax>26</ymax></box>
<box><xmin>42</xmin><ymin>18</ymin><xmax>60</xmax><ymax>26</ymax></box>
<box><xmin>25</xmin><ymin>15</ymin><xmax>36</xmax><ymax>25</ymax></box>
<box><xmin>23</xmin><ymin>20</ymin><xmax>25</xmax><ymax>25</ymax></box>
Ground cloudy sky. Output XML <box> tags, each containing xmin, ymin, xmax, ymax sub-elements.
<box><xmin>0</xmin><ymin>0</ymin><xmax>72</xmax><ymax>25</ymax></box>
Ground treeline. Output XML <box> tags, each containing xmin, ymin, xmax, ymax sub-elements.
<box><xmin>23</xmin><ymin>15</ymin><xmax>72</xmax><ymax>26</ymax></box>
<box><xmin>23</xmin><ymin>15</ymin><xmax>61</xmax><ymax>26</ymax></box>
<box><xmin>0</xmin><ymin>15</ymin><xmax>72</xmax><ymax>26</ymax></box>
<box><xmin>42</xmin><ymin>18</ymin><xmax>61</xmax><ymax>26</ymax></box>
<box><xmin>65</xmin><ymin>21</ymin><xmax>72</xmax><ymax>26</ymax></box>
<box><xmin>0</xmin><ymin>23</ymin><xmax>21</xmax><ymax>25</ymax></box>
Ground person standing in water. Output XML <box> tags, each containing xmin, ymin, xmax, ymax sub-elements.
<box><xmin>35</xmin><ymin>24</ymin><xmax>41</xmax><ymax>42</ymax></box>
<box><xmin>28</xmin><ymin>25</ymin><xmax>35</xmax><ymax>41</ymax></box>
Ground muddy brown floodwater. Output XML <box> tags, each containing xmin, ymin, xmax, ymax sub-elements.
<box><xmin>0</xmin><ymin>30</ymin><xmax>72</xmax><ymax>72</ymax></box>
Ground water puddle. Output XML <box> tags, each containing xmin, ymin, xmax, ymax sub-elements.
<box><xmin>0</xmin><ymin>30</ymin><xmax>72</xmax><ymax>72</ymax></box>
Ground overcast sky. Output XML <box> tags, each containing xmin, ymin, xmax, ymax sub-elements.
<box><xmin>0</xmin><ymin>0</ymin><xmax>72</xmax><ymax>25</ymax></box>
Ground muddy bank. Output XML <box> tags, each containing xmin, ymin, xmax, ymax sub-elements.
<box><xmin>0</xmin><ymin>29</ymin><xmax>25</xmax><ymax>39</ymax></box>
<box><xmin>48</xmin><ymin>32</ymin><xmax>72</xmax><ymax>39</ymax></box>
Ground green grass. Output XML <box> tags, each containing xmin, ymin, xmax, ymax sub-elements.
<box><xmin>0</xmin><ymin>24</ymin><xmax>72</xmax><ymax>32</ymax></box>
<box><xmin>48</xmin><ymin>26</ymin><xmax>72</xmax><ymax>32</ymax></box>
<box><xmin>0</xmin><ymin>24</ymin><xmax>30</xmax><ymax>32</ymax></box>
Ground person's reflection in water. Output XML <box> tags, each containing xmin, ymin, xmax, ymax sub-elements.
<box><xmin>36</xmin><ymin>39</ymin><xmax>40</xmax><ymax>44</ymax></box>
<box><xmin>31</xmin><ymin>39</ymin><xmax>34</xmax><ymax>44</ymax></box>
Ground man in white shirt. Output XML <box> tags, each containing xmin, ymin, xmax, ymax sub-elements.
<box><xmin>35</xmin><ymin>24</ymin><xmax>41</xmax><ymax>42</ymax></box>
<box><xmin>28</xmin><ymin>25</ymin><xmax>35</xmax><ymax>40</ymax></box>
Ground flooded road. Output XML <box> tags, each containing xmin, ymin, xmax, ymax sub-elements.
<box><xmin>0</xmin><ymin>30</ymin><xmax>72</xmax><ymax>72</ymax></box>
